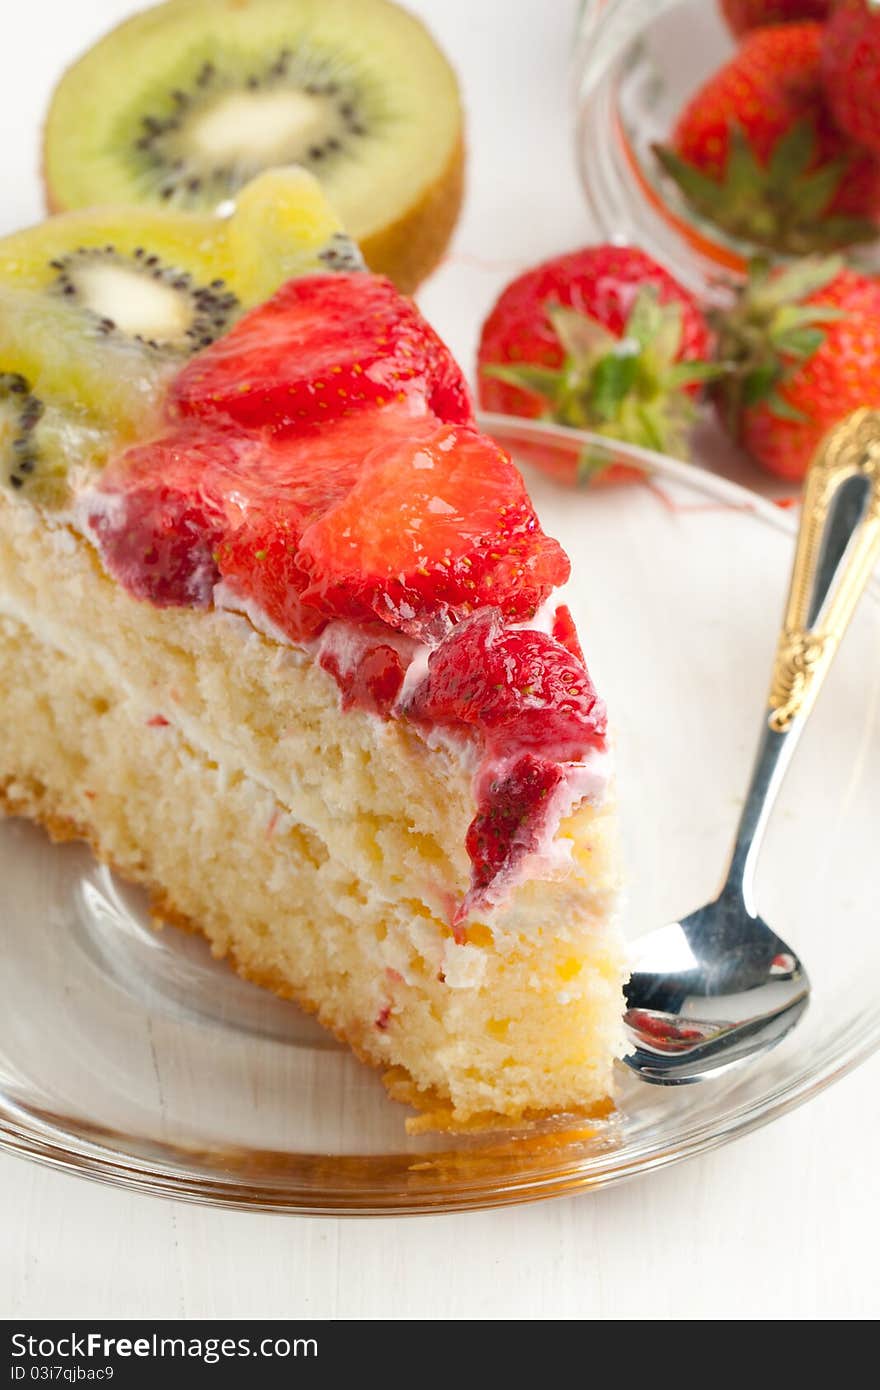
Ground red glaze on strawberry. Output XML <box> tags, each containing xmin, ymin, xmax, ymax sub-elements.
<box><xmin>324</xmin><ymin>644</ymin><xmax>405</xmax><ymax>717</ymax></box>
<box><xmin>406</xmin><ymin>609</ymin><xmax>605</xmax><ymax>764</ymax></box>
<box><xmin>295</xmin><ymin>418</ymin><xmax>569</xmax><ymax>640</ymax></box>
<box><xmin>551</xmin><ymin>603</ymin><xmax>585</xmax><ymax>664</ymax></box>
<box><xmin>213</xmin><ymin>409</ymin><xmax>422</xmax><ymax>640</ymax></box>
<box><xmin>91</xmin><ymin>408</ymin><xmax>569</xmax><ymax>644</ymax></box>
<box><xmin>170</xmin><ymin>273</ymin><xmax>473</xmax><ymax>434</ymax></box>
<box><xmin>465</xmin><ymin>754</ymin><xmax>566</xmax><ymax>896</ymax></box>
<box><xmin>86</xmin><ymin>427</ymin><xmax>229</xmax><ymax>606</ymax></box>
<box><xmin>89</xmin><ymin>420</ymin><xmax>363</xmax><ymax>625</ymax></box>
<box><xmin>317</xmin><ymin>626</ymin><xmax>408</xmax><ymax>717</ymax></box>
<box><xmin>89</xmin><ymin>412</ymin><xmax>374</xmax><ymax>629</ymax></box>
<box><xmin>90</xmin><ymin>274</ymin><xmax>563</xmax><ymax>642</ymax></box>
<box><xmin>406</xmin><ymin>610</ymin><xmax>606</xmax><ymax>908</ymax></box>
<box><xmin>218</xmin><ymin>520</ymin><xmax>327</xmax><ymax>640</ymax></box>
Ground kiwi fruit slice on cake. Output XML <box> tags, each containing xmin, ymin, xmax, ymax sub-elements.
<box><xmin>0</xmin><ymin>283</ymin><xmax>176</xmax><ymax>444</ymax></box>
<box><xmin>0</xmin><ymin>362</ymin><xmax>106</xmax><ymax>507</ymax></box>
<box><xmin>43</xmin><ymin>0</ymin><xmax>464</xmax><ymax>293</ymax></box>
<box><xmin>0</xmin><ymin>169</ymin><xmax>345</xmax><ymax>313</ymax></box>
<box><xmin>0</xmin><ymin>169</ymin><xmax>349</xmax><ymax>502</ymax></box>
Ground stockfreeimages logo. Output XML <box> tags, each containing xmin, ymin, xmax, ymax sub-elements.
<box><xmin>10</xmin><ymin>1333</ymin><xmax>317</xmax><ymax>1368</ymax></box>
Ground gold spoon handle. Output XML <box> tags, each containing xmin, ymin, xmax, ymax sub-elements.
<box><xmin>723</xmin><ymin>409</ymin><xmax>880</xmax><ymax>905</ymax></box>
<box><xmin>768</xmin><ymin>409</ymin><xmax>880</xmax><ymax>734</ymax></box>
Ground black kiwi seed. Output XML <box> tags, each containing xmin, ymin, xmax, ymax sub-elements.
<box><xmin>130</xmin><ymin>50</ymin><xmax>372</xmax><ymax>209</ymax></box>
<box><xmin>0</xmin><ymin>373</ymin><xmax>45</xmax><ymax>493</ymax></box>
<box><xmin>48</xmin><ymin>247</ymin><xmax>240</xmax><ymax>355</ymax></box>
<box><xmin>318</xmin><ymin>232</ymin><xmax>367</xmax><ymax>275</ymax></box>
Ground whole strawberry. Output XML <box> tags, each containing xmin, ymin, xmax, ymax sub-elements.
<box><xmin>476</xmin><ymin>244</ymin><xmax>717</xmax><ymax>470</ymax></box>
<box><xmin>822</xmin><ymin>0</ymin><xmax>880</xmax><ymax>157</ymax></box>
<box><xmin>655</xmin><ymin>23</ymin><xmax>880</xmax><ymax>254</ymax></box>
<box><xmin>714</xmin><ymin>257</ymin><xmax>880</xmax><ymax>480</ymax></box>
<box><xmin>721</xmin><ymin>0</ymin><xmax>830</xmax><ymax>36</ymax></box>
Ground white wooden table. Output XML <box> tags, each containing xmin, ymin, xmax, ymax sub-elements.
<box><xmin>1</xmin><ymin>0</ymin><xmax>878</xmax><ymax>1320</ymax></box>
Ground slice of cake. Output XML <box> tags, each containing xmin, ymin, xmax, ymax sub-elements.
<box><xmin>0</xmin><ymin>173</ymin><xmax>625</xmax><ymax>1129</ymax></box>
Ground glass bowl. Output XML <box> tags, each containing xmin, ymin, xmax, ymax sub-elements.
<box><xmin>574</xmin><ymin>0</ymin><xmax>880</xmax><ymax>301</ymax></box>
<box><xmin>1</xmin><ymin>419</ymin><xmax>879</xmax><ymax>1214</ymax></box>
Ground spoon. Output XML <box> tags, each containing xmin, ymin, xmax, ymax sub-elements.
<box><xmin>624</xmin><ymin>408</ymin><xmax>880</xmax><ymax>1084</ymax></box>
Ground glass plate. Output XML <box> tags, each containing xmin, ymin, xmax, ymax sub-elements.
<box><xmin>2</xmin><ymin>418</ymin><xmax>879</xmax><ymax>1215</ymax></box>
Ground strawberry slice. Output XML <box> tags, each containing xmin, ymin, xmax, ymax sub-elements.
<box><xmin>406</xmin><ymin>610</ymin><xmax>606</xmax><ymax>907</ymax></box>
<box><xmin>465</xmin><ymin>754</ymin><xmax>566</xmax><ymax>896</ymax></box>
<box><xmin>85</xmin><ymin>427</ymin><xmax>232</xmax><ymax>607</ymax></box>
<box><xmin>551</xmin><ymin>603</ymin><xmax>585</xmax><ymax>664</ymax></box>
<box><xmin>170</xmin><ymin>273</ymin><xmax>473</xmax><ymax>434</ymax></box>
<box><xmin>212</xmin><ymin>411</ymin><xmax>421</xmax><ymax>638</ymax></box>
<box><xmin>294</xmin><ymin>418</ymin><xmax>569</xmax><ymax>639</ymax></box>
<box><xmin>86</xmin><ymin>411</ymin><xmax>568</xmax><ymax>644</ymax></box>
<box><xmin>86</xmin><ymin>419</ymin><xmax>364</xmax><ymax>622</ymax></box>
<box><xmin>406</xmin><ymin>609</ymin><xmax>606</xmax><ymax>763</ymax></box>
<box><xmin>317</xmin><ymin>625</ymin><xmax>411</xmax><ymax>717</ymax></box>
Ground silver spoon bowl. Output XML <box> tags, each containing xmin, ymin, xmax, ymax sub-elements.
<box><xmin>624</xmin><ymin>409</ymin><xmax>880</xmax><ymax>1084</ymax></box>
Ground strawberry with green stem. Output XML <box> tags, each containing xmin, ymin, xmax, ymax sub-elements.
<box><xmin>713</xmin><ymin>256</ymin><xmax>880</xmax><ymax>480</ymax></box>
<box><xmin>477</xmin><ymin>244</ymin><xmax>718</xmax><ymax>480</ymax></box>
<box><xmin>655</xmin><ymin>23</ymin><xmax>880</xmax><ymax>255</ymax></box>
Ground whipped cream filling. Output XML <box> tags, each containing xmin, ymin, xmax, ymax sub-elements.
<box><xmin>213</xmin><ymin>579</ymin><xmax>309</xmax><ymax>658</ymax></box>
<box><xmin>212</xmin><ymin>578</ymin><xmax>612</xmax><ymax>912</ymax></box>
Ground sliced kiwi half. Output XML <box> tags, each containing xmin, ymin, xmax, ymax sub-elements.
<box><xmin>0</xmin><ymin>169</ymin><xmax>349</xmax><ymax>504</ymax></box>
<box><xmin>44</xmin><ymin>0</ymin><xmax>463</xmax><ymax>292</ymax></box>
<box><xmin>0</xmin><ymin>368</ymin><xmax>108</xmax><ymax>506</ymax></box>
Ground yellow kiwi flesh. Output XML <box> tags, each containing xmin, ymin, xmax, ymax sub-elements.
<box><xmin>44</xmin><ymin>0</ymin><xmax>464</xmax><ymax>293</ymax></box>
<box><xmin>0</xmin><ymin>169</ymin><xmax>347</xmax><ymax>501</ymax></box>
<box><xmin>1</xmin><ymin>168</ymin><xmax>344</xmax><ymax>306</ymax></box>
